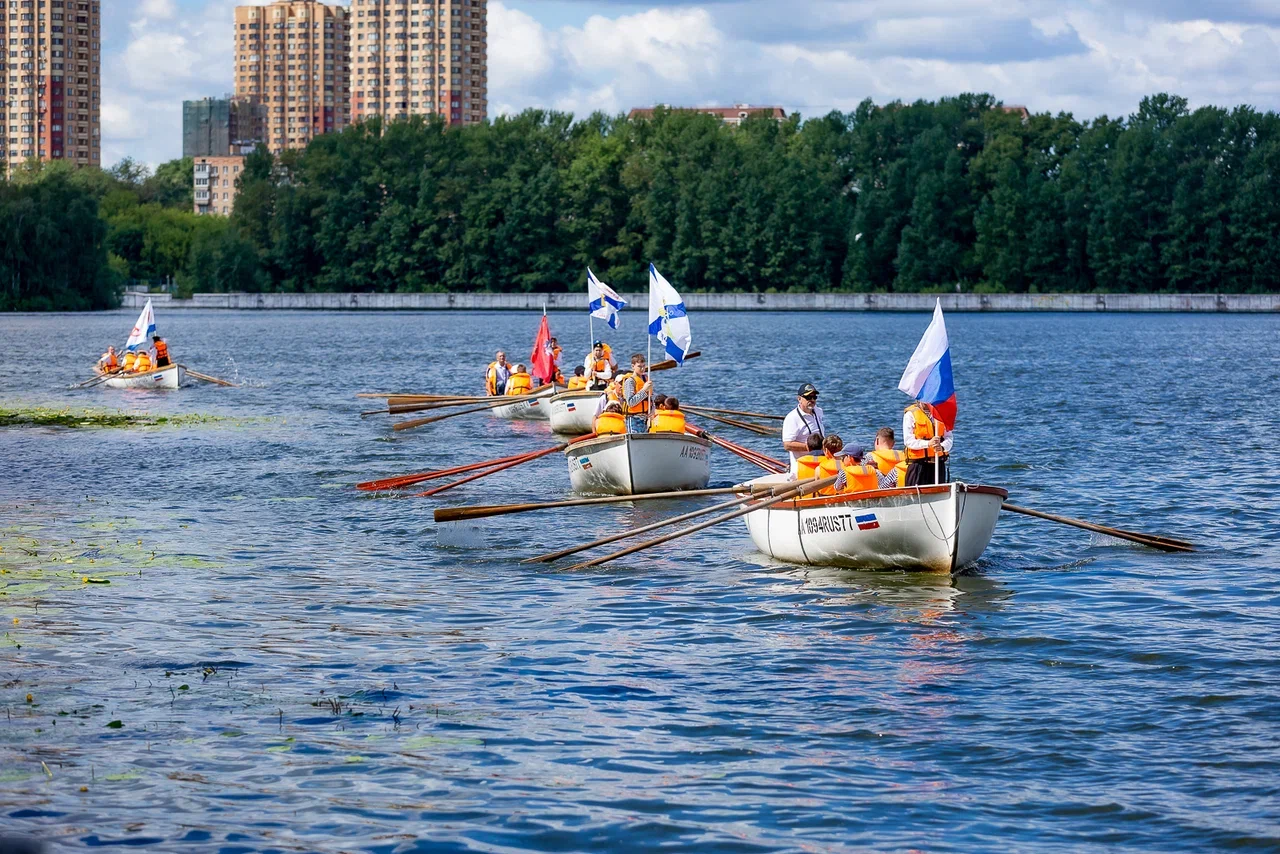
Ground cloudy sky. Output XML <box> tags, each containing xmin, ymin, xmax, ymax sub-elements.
<box><xmin>104</xmin><ymin>0</ymin><xmax>1280</xmax><ymax>167</ymax></box>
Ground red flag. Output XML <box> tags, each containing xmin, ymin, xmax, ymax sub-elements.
<box><xmin>531</xmin><ymin>315</ymin><xmax>554</xmax><ymax>383</ymax></box>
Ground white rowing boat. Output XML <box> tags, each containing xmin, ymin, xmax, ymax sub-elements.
<box><xmin>548</xmin><ymin>389</ymin><xmax>602</xmax><ymax>435</ymax></box>
<box><xmin>741</xmin><ymin>475</ymin><xmax>1006</xmax><ymax>573</ymax></box>
<box><xmin>97</xmin><ymin>364</ymin><xmax>185</xmax><ymax>390</ymax></box>
<box><xmin>566</xmin><ymin>432</ymin><xmax>712</xmax><ymax>495</ymax></box>
<box><xmin>490</xmin><ymin>385</ymin><xmax>559</xmax><ymax>421</ymax></box>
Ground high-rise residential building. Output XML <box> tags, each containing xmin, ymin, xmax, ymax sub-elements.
<box><xmin>0</xmin><ymin>0</ymin><xmax>102</xmax><ymax>171</ymax></box>
<box><xmin>233</xmin><ymin>0</ymin><xmax>350</xmax><ymax>153</ymax></box>
<box><xmin>349</xmin><ymin>0</ymin><xmax>487</xmax><ymax>127</ymax></box>
<box><xmin>183</xmin><ymin>96</ymin><xmax>265</xmax><ymax>157</ymax></box>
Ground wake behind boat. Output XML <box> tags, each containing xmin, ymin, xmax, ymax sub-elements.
<box><xmin>567</xmin><ymin>432</ymin><xmax>711</xmax><ymax>495</ymax></box>
<box><xmin>740</xmin><ymin>474</ymin><xmax>1006</xmax><ymax>573</ymax></box>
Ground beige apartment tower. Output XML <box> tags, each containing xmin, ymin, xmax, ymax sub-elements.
<box><xmin>350</xmin><ymin>0</ymin><xmax>487</xmax><ymax>127</ymax></box>
<box><xmin>233</xmin><ymin>0</ymin><xmax>350</xmax><ymax>153</ymax></box>
<box><xmin>0</xmin><ymin>0</ymin><xmax>102</xmax><ymax>170</ymax></box>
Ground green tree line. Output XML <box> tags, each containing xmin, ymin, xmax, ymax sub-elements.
<box><xmin>6</xmin><ymin>92</ymin><xmax>1280</xmax><ymax>310</ymax></box>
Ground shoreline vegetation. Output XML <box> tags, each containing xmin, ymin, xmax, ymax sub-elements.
<box><xmin>0</xmin><ymin>406</ymin><xmax>244</xmax><ymax>429</ymax></box>
<box><xmin>6</xmin><ymin>93</ymin><xmax>1280</xmax><ymax>312</ymax></box>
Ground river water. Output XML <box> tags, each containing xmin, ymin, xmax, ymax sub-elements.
<box><xmin>0</xmin><ymin>309</ymin><xmax>1277</xmax><ymax>852</ymax></box>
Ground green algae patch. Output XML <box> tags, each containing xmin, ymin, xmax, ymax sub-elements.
<box><xmin>0</xmin><ymin>405</ymin><xmax>269</xmax><ymax>431</ymax></box>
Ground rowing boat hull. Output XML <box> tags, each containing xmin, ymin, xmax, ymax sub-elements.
<box><xmin>566</xmin><ymin>433</ymin><xmax>712</xmax><ymax>495</ymax></box>
<box><xmin>99</xmin><ymin>364</ymin><xmax>184</xmax><ymax>390</ymax></box>
<box><xmin>548</xmin><ymin>390</ymin><xmax>601</xmax><ymax>435</ymax></box>
<box><xmin>490</xmin><ymin>385</ymin><xmax>558</xmax><ymax>421</ymax></box>
<box><xmin>742</xmin><ymin>477</ymin><xmax>1006</xmax><ymax>573</ymax></box>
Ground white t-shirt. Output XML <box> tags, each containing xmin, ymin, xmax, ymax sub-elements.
<box><xmin>782</xmin><ymin>404</ymin><xmax>826</xmax><ymax>474</ymax></box>
<box><xmin>583</xmin><ymin>353</ymin><xmax>613</xmax><ymax>385</ymax></box>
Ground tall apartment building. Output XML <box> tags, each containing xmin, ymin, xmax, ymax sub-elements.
<box><xmin>233</xmin><ymin>0</ymin><xmax>350</xmax><ymax>153</ymax></box>
<box><xmin>182</xmin><ymin>95</ymin><xmax>264</xmax><ymax>157</ymax></box>
<box><xmin>349</xmin><ymin>0</ymin><xmax>487</xmax><ymax>127</ymax></box>
<box><xmin>0</xmin><ymin>0</ymin><xmax>102</xmax><ymax>170</ymax></box>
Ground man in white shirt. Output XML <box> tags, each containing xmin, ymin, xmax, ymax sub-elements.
<box><xmin>583</xmin><ymin>341</ymin><xmax>615</xmax><ymax>390</ymax></box>
<box><xmin>903</xmin><ymin>401</ymin><xmax>954</xmax><ymax>485</ymax></box>
<box><xmin>781</xmin><ymin>383</ymin><xmax>826</xmax><ymax>475</ymax></box>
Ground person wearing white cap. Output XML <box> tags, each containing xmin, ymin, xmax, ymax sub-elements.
<box><xmin>781</xmin><ymin>383</ymin><xmax>826</xmax><ymax>476</ymax></box>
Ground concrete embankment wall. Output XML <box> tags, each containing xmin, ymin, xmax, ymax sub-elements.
<box><xmin>119</xmin><ymin>291</ymin><xmax>1280</xmax><ymax>312</ymax></box>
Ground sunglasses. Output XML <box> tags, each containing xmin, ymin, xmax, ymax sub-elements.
<box><xmin>802</xmin><ymin>393</ymin><xmax>819</xmax><ymax>401</ymax></box>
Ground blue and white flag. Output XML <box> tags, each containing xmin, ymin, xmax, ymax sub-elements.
<box><xmin>124</xmin><ymin>299</ymin><xmax>156</xmax><ymax>353</ymax></box>
<box><xmin>587</xmin><ymin>268</ymin><xmax>626</xmax><ymax>330</ymax></box>
<box><xmin>647</xmin><ymin>264</ymin><xmax>691</xmax><ymax>365</ymax></box>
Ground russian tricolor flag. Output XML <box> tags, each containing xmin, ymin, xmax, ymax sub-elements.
<box><xmin>897</xmin><ymin>299</ymin><xmax>957</xmax><ymax>430</ymax></box>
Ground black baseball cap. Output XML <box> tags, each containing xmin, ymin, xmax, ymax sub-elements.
<box><xmin>593</xmin><ymin>340</ymin><xmax>604</xmax><ymax>347</ymax></box>
<box><xmin>797</xmin><ymin>383</ymin><xmax>819</xmax><ymax>398</ymax></box>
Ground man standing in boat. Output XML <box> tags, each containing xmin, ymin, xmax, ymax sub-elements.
<box><xmin>903</xmin><ymin>401</ymin><xmax>952</xmax><ymax>486</ymax></box>
<box><xmin>782</xmin><ymin>383</ymin><xmax>826</xmax><ymax>476</ymax></box>
<box><xmin>583</xmin><ymin>341</ymin><xmax>615</xmax><ymax>390</ymax></box>
<box><xmin>485</xmin><ymin>351</ymin><xmax>511</xmax><ymax>396</ymax></box>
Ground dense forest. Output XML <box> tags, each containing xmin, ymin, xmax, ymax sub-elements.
<box><xmin>6</xmin><ymin>92</ymin><xmax>1280</xmax><ymax>309</ymax></box>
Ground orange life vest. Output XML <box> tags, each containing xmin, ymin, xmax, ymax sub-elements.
<box><xmin>506</xmin><ymin>372</ymin><xmax>533</xmax><ymax>395</ymax></box>
<box><xmin>594</xmin><ymin>411</ymin><xmax>626</xmax><ymax>435</ymax></box>
<box><xmin>906</xmin><ymin>403</ymin><xmax>946</xmax><ymax>460</ymax></box>
<box><xmin>121</xmin><ymin>352</ymin><xmax>137</xmax><ymax>371</ymax></box>
<box><xmin>817</xmin><ymin>455</ymin><xmax>842</xmax><ymax>495</ymax></box>
<box><xmin>796</xmin><ymin>454</ymin><xmax>823</xmax><ymax>480</ymax></box>
<box><xmin>134</xmin><ymin>352</ymin><xmax>152</xmax><ymax>372</ymax></box>
<box><xmin>485</xmin><ymin>361</ymin><xmax>509</xmax><ymax>396</ymax></box>
<box><xmin>567</xmin><ymin>376</ymin><xmax>588</xmax><ymax>390</ymax></box>
<box><xmin>620</xmin><ymin>371</ymin><xmax>649</xmax><ymax>416</ymax></box>
<box><xmin>100</xmin><ymin>352</ymin><xmax>118</xmax><ymax>370</ymax></box>
<box><xmin>870</xmin><ymin>449</ymin><xmax>908</xmax><ymax>487</ymax></box>
<box><xmin>153</xmin><ymin>340</ymin><xmax>169</xmax><ymax>362</ymax></box>
<box><xmin>841</xmin><ymin>461</ymin><xmax>880</xmax><ymax>493</ymax></box>
<box><xmin>648</xmin><ymin>410</ymin><xmax>686</xmax><ymax>434</ymax></box>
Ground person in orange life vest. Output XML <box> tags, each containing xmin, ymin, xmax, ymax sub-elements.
<box><xmin>620</xmin><ymin>354</ymin><xmax>652</xmax><ymax>434</ymax></box>
<box><xmin>485</xmin><ymin>351</ymin><xmax>512</xmax><ymax>396</ymax></box>
<box><xmin>584</xmin><ymin>341</ymin><xmax>615</xmax><ymax>390</ymax></box>
<box><xmin>816</xmin><ymin>434</ymin><xmax>846</xmax><ymax>495</ymax></box>
<box><xmin>649</xmin><ymin>397</ymin><xmax>686</xmax><ymax>434</ymax></box>
<box><xmin>566</xmin><ymin>365</ymin><xmax>589</xmax><ymax>390</ymax></box>
<box><xmin>504</xmin><ymin>364</ymin><xmax>533</xmax><ymax>395</ymax></box>
<box><xmin>869</xmin><ymin>427</ymin><xmax>908</xmax><ymax>489</ymax></box>
<box><xmin>594</xmin><ymin>401</ymin><xmax>626</xmax><ymax>435</ymax></box>
<box><xmin>838</xmin><ymin>443</ymin><xmax>881</xmax><ymax>493</ymax></box>
<box><xmin>548</xmin><ymin>337</ymin><xmax>565</xmax><ymax>385</ymax></box>
<box><xmin>151</xmin><ymin>335</ymin><xmax>171</xmax><ymax>368</ymax></box>
<box><xmin>134</xmin><ymin>349</ymin><xmax>153</xmax><ymax>372</ymax></box>
<box><xmin>98</xmin><ymin>345</ymin><xmax>119</xmax><ymax>372</ymax></box>
<box><xmin>794</xmin><ymin>433</ymin><xmax>825</xmax><ymax>481</ymax></box>
<box><xmin>121</xmin><ymin>350</ymin><xmax>138</xmax><ymax>372</ymax></box>
<box><xmin>904</xmin><ymin>400</ymin><xmax>952</xmax><ymax>486</ymax></box>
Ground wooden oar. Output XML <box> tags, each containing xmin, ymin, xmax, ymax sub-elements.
<box><xmin>687</xmin><ymin>410</ymin><xmax>779</xmax><ymax>436</ymax></box>
<box><xmin>1001</xmin><ymin>503</ymin><xmax>1196</xmax><ymax>553</ymax></box>
<box><xmin>74</xmin><ymin>369</ymin><xmax>122</xmax><ymax>389</ymax></box>
<box><xmin>685</xmin><ymin>405</ymin><xmax>784</xmax><ymax>422</ymax></box>
<box><xmin>357</xmin><ymin>450</ymin><xmax>539</xmax><ymax>491</ymax></box>
<box><xmin>414</xmin><ymin>437</ymin><xmax>591</xmax><ymax>498</ymax></box>
<box><xmin>180</xmin><ymin>365</ymin><xmax>236</xmax><ymax>387</ymax></box>
<box><xmin>434</xmin><ymin>483</ymin><xmax>768</xmax><ymax>523</ymax></box>
<box><xmin>649</xmin><ymin>351</ymin><xmax>701</xmax><ymax>372</ymax></box>
<box><xmin>392</xmin><ymin>385</ymin><xmax>555</xmax><ymax>431</ymax></box>
<box><xmin>361</xmin><ymin>395</ymin><xmax>522</xmax><ymax>417</ymax></box>
<box><xmin>686</xmin><ymin>426</ymin><xmax>788</xmax><ymax>473</ymax></box>
<box><xmin>564</xmin><ymin>474</ymin><xmax>838</xmax><ymax>570</ymax></box>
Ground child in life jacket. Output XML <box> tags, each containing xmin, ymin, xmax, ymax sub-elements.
<box><xmin>649</xmin><ymin>397</ymin><xmax>686</xmax><ymax>434</ymax></box>
<box><xmin>795</xmin><ymin>433</ymin><xmax>825</xmax><ymax>481</ymax></box>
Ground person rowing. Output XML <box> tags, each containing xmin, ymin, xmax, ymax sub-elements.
<box><xmin>782</xmin><ymin>383</ymin><xmax>826</xmax><ymax>476</ymax></box>
<box><xmin>504</xmin><ymin>364</ymin><xmax>533</xmax><ymax>395</ymax></box>
<box><xmin>97</xmin><ymin>345</ymin><xmax>119</xmax><ymax>373</ymax></box>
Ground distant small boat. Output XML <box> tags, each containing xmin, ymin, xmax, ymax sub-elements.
<box><xmin>566</xmin><ymin>432</ymin><xmax>712</xmax><ymax>495</ymax></box>
<box><xmin>741</xmin><ymin>476</ymin><xmax>1006</xmax><ymax>573</ymax></box>
<box><xmin>548</xmin><ymin>389</ymin><xmax>601</xmax><ymax>435</ymax></box>
<box><xmin>490</xmin><ymin>385</ymin><xmax>559</xmax><ymax>421</ymax></box>
<box><xmin>97</xmin><ymin>364</ymin><xmax>185</xmax><ymax>390</ymax></box>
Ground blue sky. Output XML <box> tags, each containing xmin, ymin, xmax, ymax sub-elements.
<box><xmin>104</xmin><ymin>0</ymin><xmax>1280</xmax><ymax>168</ymax></box>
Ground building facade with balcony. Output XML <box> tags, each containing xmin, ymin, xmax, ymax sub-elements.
<box><xmin>349</xmin><ymin>0</ymin><xmax>487</xmax><ymax>127</ymax></box>
<box><xmin>194</xmin><ymin>155</ymin><xmax>245</xmax><ymax>216</ymax></box>
<box><xmin>233</xmin><ymin>0</ymin><xmax>350</xmax><ymax>153</ymax></box>
<box><xmin>0</xmin><ymin>0</ymin><xmax>102</xmax><ymax>171</ymax></box>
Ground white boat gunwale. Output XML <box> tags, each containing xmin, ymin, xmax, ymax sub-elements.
<box><xmin>95</xmin><ymin>363</ymin><xmax>184</xmax><ymax>390</ymax></box>
<box><xmin>565</xmin><ymin>431</ymin><xmax>713</xmax><ymax>495</ymax></box>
